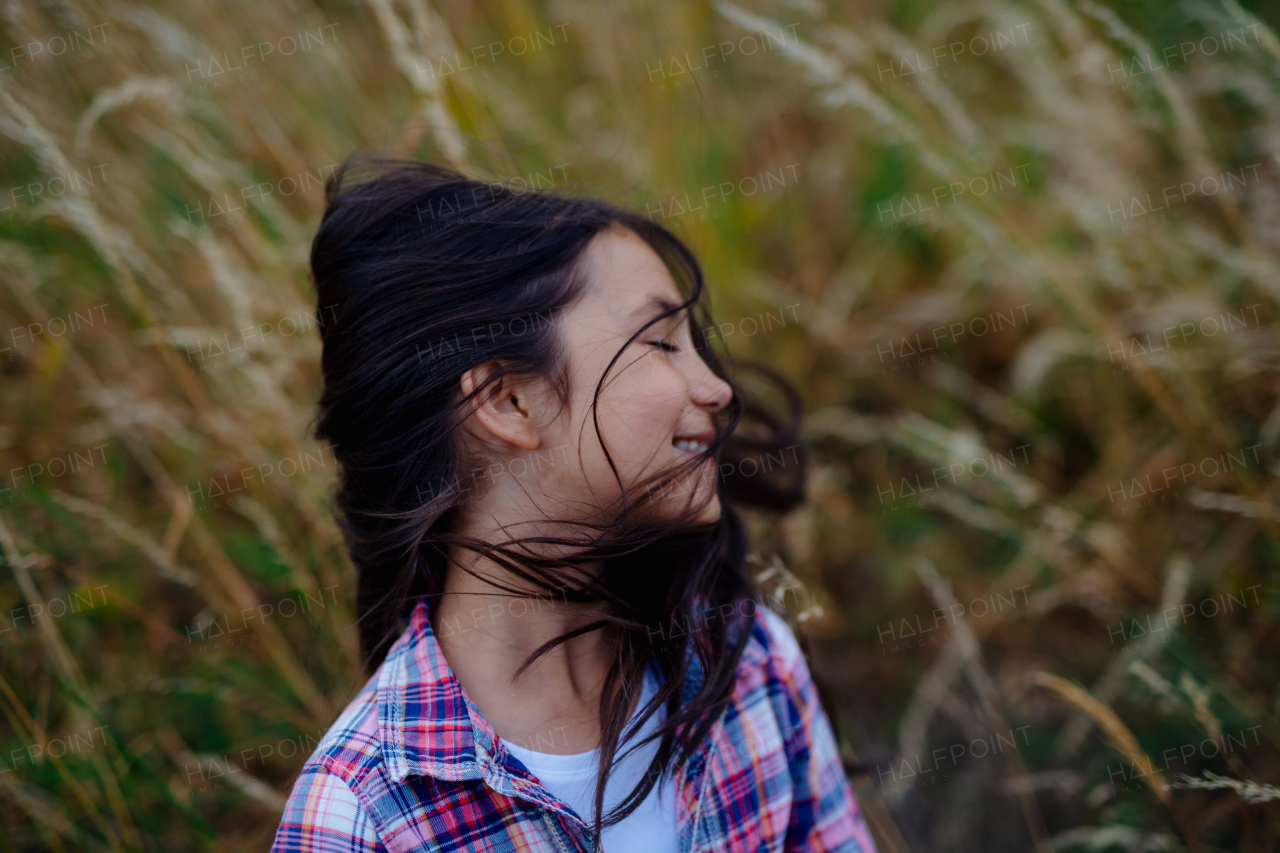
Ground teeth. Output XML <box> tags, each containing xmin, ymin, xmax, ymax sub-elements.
<box><xmin>675</xmin><ymin>439</ymin><xmax>709</xmax><ymax>454</ymax></box>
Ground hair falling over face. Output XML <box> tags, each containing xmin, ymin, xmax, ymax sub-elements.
<box><xmin>309</xmin><ymin>154</ymin><xmax>808</xmax><ymax>848</ymax></box>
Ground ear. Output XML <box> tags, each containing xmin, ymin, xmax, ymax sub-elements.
<box><xmin>459</xmin><ymin>361</ymin><xmax>543</xmax><ymax>452</ymax></box>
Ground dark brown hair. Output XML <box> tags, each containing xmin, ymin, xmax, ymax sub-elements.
<box><xmin>310</xmin><ymin>154</ymin><xmax>807</xmax><ymax>847</ymax></box>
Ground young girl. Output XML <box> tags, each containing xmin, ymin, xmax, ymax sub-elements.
<box><xmin>271</xmin><ymin>157</ymin><xmax>877</xmax><ymax>853</ymax></box>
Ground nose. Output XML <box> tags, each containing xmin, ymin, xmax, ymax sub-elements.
<box><xmin>690</xmin><ymin>365</ymin><xmax>733</xmax><ymax>412</ymax></box>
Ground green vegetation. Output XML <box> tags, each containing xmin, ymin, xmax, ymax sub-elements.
<box><xmin>1</xmin><ymin>0</ymin><xmax>1277</xmax><ymax>849</ymax></box>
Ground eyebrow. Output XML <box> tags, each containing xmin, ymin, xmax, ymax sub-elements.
<box><xmin>629</xmin><ymin>296</ymin><xmax>685</xmax><ymax>323</ymax></box>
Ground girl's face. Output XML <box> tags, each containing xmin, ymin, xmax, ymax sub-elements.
<box><xmin>543</xmin><ymin>227</ymin><xmax>733</xmax><ymax>524</ymax></box>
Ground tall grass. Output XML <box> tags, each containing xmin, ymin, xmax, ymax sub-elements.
<box><xmin>0</xmin><ymin>0</ymin><xmax>1277</xmax><ymax>850</ymax></box>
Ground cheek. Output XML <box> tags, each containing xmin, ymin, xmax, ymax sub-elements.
<box><xmin>567</xmin><ymin>359</ymin><xmax>686</xmax><ymax>486</ymax></box>
<box><xmin>600</xmin><ymin>363</ymin><xmax>686</xmax><ymax>442</ymax></box>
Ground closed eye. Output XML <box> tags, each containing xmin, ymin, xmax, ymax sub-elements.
<box><xmin>647</xmin><ymin>340</ymin><xmax>679</xmax><ymax>353</ymax></box>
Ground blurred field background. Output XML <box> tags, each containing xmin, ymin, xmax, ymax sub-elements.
<box><xmin>2</xmin><ymin>0</ymin><xmax>1279</xmax><ymax>850</ymax></box>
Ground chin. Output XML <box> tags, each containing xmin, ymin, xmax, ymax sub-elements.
<box><xmin>694</xmin><ymin>494</ymin><xmax>723</xmax><ymax>524</ymax></box>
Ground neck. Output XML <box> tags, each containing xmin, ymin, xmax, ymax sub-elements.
<box><xmin>431</xmin><ymin>533</ymin><xmax>623</xmax><ymax>752</ymax></box>
<box><xmin>437</xmin><ymin>483</ymin><xmax>611</xmax><ymax>667</ymax></box>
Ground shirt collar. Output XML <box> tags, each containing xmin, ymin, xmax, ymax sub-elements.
<box><xmin>377</xmin><ymin>598</ymin><xmax>495</xmax><ymax>784</ymax></box>
<box><xmin>376</xmin><ymin>597</ymin><xmax>710</xmax><ymax>790</ymax></box>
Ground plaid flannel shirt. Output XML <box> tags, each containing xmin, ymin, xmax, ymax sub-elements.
<box><xmin>271</xmin><ymin>597</ymin><xmax>876</xmax><ymax>853</ymax></box>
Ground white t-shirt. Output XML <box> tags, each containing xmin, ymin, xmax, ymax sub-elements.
<box><xmin>502</xmin><ymin>663</ymin><xmax>680</xmax><ymax>853</ymax></box>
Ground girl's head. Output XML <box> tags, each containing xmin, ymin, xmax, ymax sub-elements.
<box><xmin>310</xmin><ymin>154</ymin><xmax>805</xmax><ymax>839</ymax></box>
<box><xmin>451</xmin><ymin>222</ymin><xmax>734</xmax><ymax>532</ymax></box>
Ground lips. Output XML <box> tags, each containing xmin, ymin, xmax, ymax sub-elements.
<box><xmin>673</xmin><ymin>431</ymin><xmax>715</xmax><ymax>456</ymax></box>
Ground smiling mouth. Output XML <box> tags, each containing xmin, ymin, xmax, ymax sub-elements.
<box><xmin>673</xmin><ymin>434</ymin><xmax>713</xmax><ymax>456</ymax></box>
